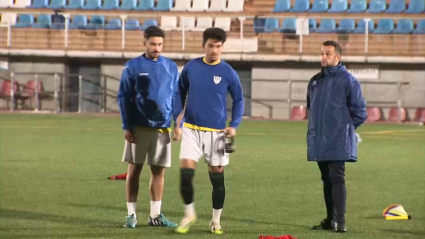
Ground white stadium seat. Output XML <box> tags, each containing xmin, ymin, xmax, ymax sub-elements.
<box><xmin>224</xmin><ymin>0</ymin><xmax>244</xmax><ymax>12</ymax></box>
<box><xmin>179</xmin><ymin>16</ymin><xmax>195</xmax><ymax>31</ymax></box>
<box><xmin>189</xmin><ymin>0</ymin><xmax>208</xmax><ymax>11</ymax></box>
<box><xmin>0</xmin><ymin>0</ymin><xmax>14</xmax><ymax>7</ymax></box>
<box><xmin>171</xmin><ymin>0</ymin><xmax>191</xmax><ymax>11</ymax></box>
<box><xmin>193</xmin><ymin>17</ymin><xmax>212</xmax><ymax>31</ymax></box>
<box><xmin>13</xmin><ymin>0</ymin><xmax>32</xmax><ymax>8</ymax></box>
<box><xmin>207</xmin><ymin>0</ymin><xmax>226</xmax><ymax>11</ymax></box>
<box><xmin>161</xmin><ymin>16</ymin><xmax>177</xmax><ymax>30</ymax></box>
<box><xmin>214</xmin><ymin>17</ymin><xmax>231</xmax><ymax>31</ymax></box>
<box><xmin>0</xmin><ymin>13</ymin><xmax>17</xmax><ymax>26</ymax></box>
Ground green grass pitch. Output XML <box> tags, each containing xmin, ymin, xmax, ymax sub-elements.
<box><xmin>0</xmin><ymin>114</ymin><xmax>424</xmax><ymax>239</ymax></box>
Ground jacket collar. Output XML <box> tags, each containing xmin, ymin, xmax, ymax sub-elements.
<box><xmin>322</xmin><ymin>63</ymin><xmax>345</xmax><ymax>77</ymax></box>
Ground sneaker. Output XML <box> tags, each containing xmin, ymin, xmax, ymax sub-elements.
<box><xmin>335</xmin><ymin>222</ymin><xmax>347</xmax><ymax>233</ymax></box>
<box><xmin>123</xmin><ymin>214</ymin><xmax>138</xmax><ymax>228</ymax></box>
<box><xmin>175</xmin><ymin>214</ymin><xmax>197</xmax><ymax>234</ymax></box>
<box><xmin>310</xmin><ymin>219</ymin><xmax>336</xmax><ymax>230</ymax></box>
<box><xmin>209</xmin><ymin>220</ymin><xmax>223</xmax><ymax>234</ymax></box>
<box><xmin>148</xmin><ymin>213</ymin><xmax>177</xmax><ymax>227</ymax></box>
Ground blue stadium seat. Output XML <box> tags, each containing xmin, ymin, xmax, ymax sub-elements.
<box><xmin>374</xmin><ymin>19</ymin><xmax>394</xmax><ymax>34</ymax></box>
<box><xmin>33</xmin><ymin>14</ymin><xmax>52</xmax><ymax>28</ymax></box>
<box><xmin>336</xmin><ymin>19</ymin><xmax>355</xmax><ymax>33</ymax></box>
<box><xmin>86</xmin><ymin>15</ymin><xmax>105</xmax><ymax>29</ymax></box>
<box><xmin>264</xmin><ymin>18</ymin><xmax>279</xmax><ymax>32</ymax></box>
<box><xmin>367</xmin><ymin>0</ymin><xmax>386</xmax><ymax>13</ymax></box>
<box><xmin>136</xmin><ymin>0</ymin><xmax>154</xmax><ymax>10</ymax></box>
<box><xmin>139</xmin><ymin>19</ymin><xmax>158</xmax><ymax>30</ymax></box>
<box><xmin>14</xmin><ymin>14</ymin><xmax>34</xmax><ymax>28</ymax></box>
<box><xmin>28</xmin><ymin>0</ymin><xmax>48</xmax><ymax>8</ymax></box>
<box><xmin>47</xmin><ymin>0</ymin><xmax>65</xmax><ymax>9</ymax></box>
<box><xmin>406</xmin><ymin>0</ymin><xmax>424</xmax><ymax>13</ymax></box>
<box><xmin>393</xmin><ymin>19</ymin><xmax>413</xmax><ymax>33</ymax></box>
<box><xmin>272</xmin><ymin>0</ymin><xmax>290</xmax><ymax>12</ymax></box>
<box><xmin>278</xmin><ymin>18</ymin><xmax>296</xmax><ymax>33</ymax></box>
<box><xmin>309</xmin><ymin>18</ymin><xmax>317</xmax><ymax>32</ymax></box>
<box><xmin>348</xmin><ymin>0</ymin><xmax>366</xmax><ymax>12</ymax></box>
<box><xmin>254</xmin><ymin>18</ymin><xmax>266</xmax><ymax>33</ymax></box>
<box><xmin>119</xmin><ymin>0</ymin><xmax>136</xmax><ymax>10</ymax></box>
<box><xmin>413</xmin><ymin>19</ymin><xmax>425</xmax><ymax>34</ymax></box>
<box><xmin>82</xmin><ymin>0</ymin><xmax>100</xmax><ymax>10</ymax></box>
<box><xmin>310</xmin><ymin>0</ymin><xmax>328</xmax><ymax>12</ymax></box>
<box><xmin>105</xmin><ymin>19</ymin><xmax>121</xmax><ymax>30</ymax></box>
<box><xmin>290</xmin><ymin>0</ymin><xmax>309</xmax><ymax>12</ymax></box>
<box><xmin>316</xmin><ymin>19</ymin><xmax>336</xmax><ymax>33</ymax></box>
<box><xmin>328</xmin><ymin>0</ymin><xmax>347</xmax><ymax>12</ymax></box>
<box><xmin>154</xmin><ymin>0</ymin><xmax>172</xmax><ymax>11</ymax></box>
<box><xmin>65</xmin><ymin>0</ymin><xmax>83</xmax><ymax>9</ymax></box>
<box><xmin>68</xmin><ymin>15</ymin><xmax>87</xmax><ymax>29</ymax></box>
<box><xmin>386</xmin><ymin>0</ymin><xmax>405</xmax><ymax>13</ymax></box>
<box><xmin>354</xmin><ymin>19</ymin><xmax>374</xmax><ymax>33</ymax></box>
<box><xmin>125</xmin><ymin>19</ymin><xmax>140</xmax><ymax>30</ymax></box>
<box><xmin>100</xmin><ymin>0</ymin><xmax>118</xmax><ymax>10</ymax></box>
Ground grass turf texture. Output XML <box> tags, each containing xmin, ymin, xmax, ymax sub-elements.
<box><xmin>0</xmin><ymin>114</ymin><xmax>424</xmax><ymax>239</ymax></box>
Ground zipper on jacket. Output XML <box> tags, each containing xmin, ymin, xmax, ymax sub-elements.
<box><xmin>316</xmin><ymin>76</ymin><xmax>326</xmax><ymax>160</ymax></box>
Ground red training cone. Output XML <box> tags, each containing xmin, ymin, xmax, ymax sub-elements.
<box><xmin>107</xmin><ymin>173</ymin><xmax>127</xmax><ymax>180</ymax></box>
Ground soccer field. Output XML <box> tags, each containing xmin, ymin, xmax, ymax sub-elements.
<box><xmin>0</xmin><ymin>114</ymin><xmax>424</xmax><ymax>239</ymax></box>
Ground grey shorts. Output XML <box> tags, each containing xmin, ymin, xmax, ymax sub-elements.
<box><xmin>179</xmin><ymin>127</ymin><xmax>229</xmax><ymax>166</ymax></box>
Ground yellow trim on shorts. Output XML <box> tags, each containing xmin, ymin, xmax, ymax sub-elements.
<box><xmin>183</xmin><ymin>122</ymin><xmax>223</xmax><ymax>132</ymax></box>
<box><xmin>137</xmin><ymin>126</ymin><xmax>170</xmax><ymax>133</ymax></box>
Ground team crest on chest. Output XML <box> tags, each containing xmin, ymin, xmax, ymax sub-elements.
<box><xmin>213</xmin><ymin>76</ymin><xmax>222</xmax><ymax>84</ymax></box>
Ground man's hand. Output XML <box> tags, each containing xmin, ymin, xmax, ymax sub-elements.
<box><xmin>124</xmin><ymin>130</ymin><xmax>134</xmax><ymax>143</ymax></box>
<box><xmin>225</xmin><ymin>127</ymin><xmax>236</xmax><ymax>138</ymax></box>
<box><xmin>173</xmin><ymin>127</ymin><xmax>182</xmax><ymax>141</ymax></box>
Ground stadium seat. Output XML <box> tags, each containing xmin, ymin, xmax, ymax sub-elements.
<box><xmin>125</xmin><ymin>19</ymin><xmax>140</xmax><ymax>30</ymax></box>
<box><xmin>316</xmin><ymin>19</ymin><xmax>336</xmax><ymax>33</ymax></box>
<box><xmin>100</xmin><ymin>0</ymin><xmax>118</xmax><ymax>10</ymax></box>
<box><xmin>0</xmin><ymin>0</ymin><xmax>13</xmax><ymax>7</ymax></box>
<box><xmin>290</xmin><ymin>106</ymin><xmax>308</xmax><ymax>120</ymax></box>
<box><xmin>413</xmin><ymin>19</ymin><xmax>425</xmax><ymax>34</ymax></box>
<box><xmin>0</xmin><ymin>80</ymin><xmax>21</xmax><ymax>108</ymax></box>
<box><xmin>179</xmin><ymin>16</ymin><xmax>195</xmax><ymax>31</ymax></box>
<box><xmin>86</xmin><ymin>15</ymin><xmax>105</xmax><ymax>30</ymax></box>
<box><xmin>154</xmin><ymin>0</ymin><xmax>172</xmax><ymax>11</ymax></box>
<box><xmin>13</xmin><ymin>0</ymin><xmax>32</xmax><ymax>8</ymax></box>
<box><xmin>309</xmin><ymin>18</ymin><xmax>317</xmax><ymax>32</ymax></box>
<box><xmin>119</xmin><ymin>0</ymin><xmax>136</xmax><ymax>10</ymax></box>
<box><xmin>82</xmin><ymin>0</ymin><xmax>101</xmax><ymax>10</ymax></box>
<box><xmin>328</xmin><ymin>0</ymin><xmax>348</xmax><ymax>12</ymax></box>
<box><xmin>193</xmin><ymin>17</ymin><xmax>213</xmax><ymax>31</ymax></box>
<box><xmin>386</xmin><ymin>0</ymin><xmax>406</xmax><ymax>13</ymax></box>
<box><xmin>272</xmin><ymin>0</ymin><xmax>291</xmax><ymax>12</ymax></box>
<box><xmin>20</xmin><ymin>80</ymin><xmax>53</xmax><ymax>106</ymax></box>
<box><xmin>354</xmin><ymin>19</ymin><xmax>374</xmax><ymax>33</ymax></box>
<box><xmin>14</xmin><ymin>14</ymin><xmax>34</xmax><ymax>28</ymax></box>
<box><xmin>160</xmin><ymin>16</ymin><xmax>177</xmax><ymax>30</ymax></box>
<box><xmin>105</xmin><ymin>19</ymin><xmax>121</xmax><ymax>30</ymax></box>
<box><xmin>347</xmin><ymin>0</ymin><xmax>366</xmax><ymax>12</ymax></box>
<box><xmin>336</xmin><ymin>19</ymin><xmax>355</xmax><ymax>33</ymax></box>
<box><xmin>33</xmin><ymin>14</ymin><xmax>52</xmax><ymax>28</ymax></box>
<box><xmin>394</xmin><ymin>19</ymin><xmax>413</xmax><ymax>34</ymax></box>
<box><xmin>366</xmin><ymin>107</ymin><xmax>382</xmax><ymax>122</ymax></box>
<box><xmin>254</xmin><ymin>18</ymin><xmax>266</xmax><ymax>33</ymax></box>
<box><xmin>214</xmin><ymin>17</ymin><xmax>231</xmax><ymax>31</ymax></box>
<box><xmin>224</xmin><ymin>0</ymin><xmax>244</xmax><ymax>12</ymax></box>
<box><xmin>68</xmin><ymin>15</ymin><xmax>87</xmax><ymax>29</ymax></box>
<box><xmin>310</xmin><ymin>0</ymin><xmax>329</xmax><ymax>12</ymax></box>
<box><xmin>28</xmin><ymin>0</ymin><xmax>48</xmax><ymax>8</ymax></box>
<box><xmin>0</xmin><ymin>13</ymin><xmax>17</xmax><ymax>25</ymax></box>
<box><xmin>172</xmin><ymin>0</ymin><xmax>191</xmax><ymax>11</ymax></box>
<box><xmin>387</xmin><ymin>107</ymin><xmax>407</xmax><ymax>122</ymax></box>
<box><xmin>406</xmin><ymin>0</ymin><xmax>424</xmax><ymax>13</ymax></box>
<box><xmin>136</xmin><ymin>0</ymin><xmax>154</xmax><ymax>10</ymax></box>
<box><xmin>367</xmin><ymin>0</ymin><xmax>386</xmax><ymax>13</ymax></box>
<box><xmin>278</xmin><ymin>18</ymin><xmax>296</xmax><ymax>33</ymax></box>
<box><xmin>190</xmin><ymin>0</ymin><xmax>208</xmax><ymax>11</ymax></box>
<box><xmin>264</xmin><ymin>18</ymin><xmax>279</xmax><ymax>32</ymax></box>
<box><xmin>65</xmin><ymin>0</ymin><xmax>83</xmax><ymax>9</ymax></box>
<box><xmin>47</xmin><ymin>0</ymin><xmax>66</xmax><ymax>9</ymax></box>
<box><xmin>374</xmin><ymin>19</ymin><xmax>394</xmax><ymax>34</ymax></box>
<box><xmin>208</xmin><ymin>0</ymin><xmax>226</xmax><ymax>11</ymax></box>
<box><xmin>414</xmin><ymin>108</ymin><xmax>425</xmax><ymax>122</ymax></box>
<box><xmin>139</xmin><ymin>19</ymin><xmax>157</xmax><ymax>30</ymax></box>
<box><xmin>290</xmin><ymin>0</ymin><xmax>309</xmax><ymax>12</ymax></box>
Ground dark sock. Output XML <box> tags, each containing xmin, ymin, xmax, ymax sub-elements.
<box><xmin>180</xmin><ymin>168</ymin><xmax>195</xmax><ymax>205</ymax></box>
<box><xmin>209</xmin><ymin>171</ymin><xmax>225</xmax><ymax>209</ymax></box>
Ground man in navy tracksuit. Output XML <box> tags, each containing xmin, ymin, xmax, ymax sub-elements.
<box><xmin>306</xmin><ymin>41</ymin><xmax>367</xmax><ymax>233</ymax></box>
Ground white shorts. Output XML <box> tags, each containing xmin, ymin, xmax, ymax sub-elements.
<box><xmin>180</xmin><ymin>127</ymin><xmax>229</xmax><ymax>167</ymax></box>
<box><xmin>122</xmin><ymin>128</ymin><xmax>171</xmax><ymax>167</ymax></box>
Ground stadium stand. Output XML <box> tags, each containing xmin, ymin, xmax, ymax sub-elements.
<box><xmin>406</xmin><ymin>0</ymin><xmax>425</xmax><ymax>13</ymax></box>
<box><xmin>47</xmin><ymin>0</ymin><xmax>66</xmax><ymax>9</ymax></box>
<box><xmin>12</xmin><ymin>0</ymin><xmax>32</xmax><ymax>8</ymax></box>
<box><xmin>310</xmin><ymin>0</ymin><xmax>329</xmax><ymax>12</ymax></box>
<box><xmin>82</xmin><ymin>0</ymin><xmax>101</xmax><ymax>10</ymax></box>
<box><xmin>224</xmin><ymin>0</ymin><xmax>245</xmax><ymax>12</ymax></box>
<box><xmin>388</xmin><ymin>107</ymin><xmax>407</xmax><ymax>122</ymax></box>
<box><xmin>194</xmin><ymin>17</ymin><xmax>213</xmax><ymax>31</ymax></box>
<box><xmin>100</xmin><ymin>0</ymin><xmax>119</xmax><ymax>10</ymax></box>
<box><xmin>272</xmin><ymin>0</ymin><xmax>291</xmax><ymax>12</ymax></box>
<box><xmin>0</xmin><ymin>0</ymin><xmax>14</xmax><ymax>8</ymax></box>
<box><xmin>65</xmin><ymin>0</ymin><xmax>84</xmax><ymax>9</ymax></box>
<box><xmin>119</xmin><ymin>0</ymin><xmax>137</xmax><ymax>10</ymax></box>
<box><xmin>172</xmin><ymin>0</ymin><xmax>191</xmax><ymax>11</ymax></box>
<box><xmin>13</xmin><ymin>14</ymin><xmax>34</xmax><ymax>28</ymax></box>
<box><xmin>190</xmin><ymin>0</ymin><xmax>209</xmax><ymax>11</ymax></box>
<box><xmin>28</xmin><ymin>0</ymin><xmax>48</xmax><ymax>8</ymax></box>
<box><xmin>348</xmin><ymin>0</ymin><xmax>367</xmax><ymax>12</ymax></box>
<box><xmin>329</xmin><ymin>0</ymin><xmax>348</xmax><ymax>12</ymax></box>
<box><xmin>207</xmin><ymin>0</ymin><xmax>227</xmax><ymax>11</ymax></box>
<box><xmin>136</xmin><ymin>0</ymin><xmax>154</xmax><ymax>10</ymax></box>
<box><xmin>33</xmin><ymin>14</ymin><xmax>52</xmax><ymax>28</ymax></box>
<box><xmin>68</xmin><ymin>15</ymin><xmax>88</xmax><ymax>29</ymax></box>
<box><xmin>366</xmin><ymin>107</ymin><xmax>382</xmax><ymax>122</ymax></box>
<box><xmin>386</xmin><ymin>0</ymin><xmax>406</xmax><ymax>13</ymax></box>
<box><xmin>139</xmin><ymin>19</ymin><xmax>157</xmax><ymax>30</ymax></box>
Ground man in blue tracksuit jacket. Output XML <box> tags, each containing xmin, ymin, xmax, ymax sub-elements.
<box><xmin>307</xmin><ymin>41</ymin><xmax>367</xmax><ymax>233</ymax></box>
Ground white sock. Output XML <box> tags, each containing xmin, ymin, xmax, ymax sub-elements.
<box><xmin>184</xmin><ymin>202</ymin><xmax>195</xmax><ymax>216</ymax></box>
<box><xmin>127</xmin><ymin>202</ymin><xmax>137</xmax><ymax>218</ymax></box>
<box><xmin>150</xmin><ymin>201</ymin><xmax>162</xmax><ymax>218</ymax></box>
<box><xmin>212</xmin><ymin>209</ymin><xmax>222</xmax><ymax>223</ymax></box>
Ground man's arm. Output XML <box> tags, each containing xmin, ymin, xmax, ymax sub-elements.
<box><xmin>347</xmin><ymin>77</ymin><xmax>368</xmax><ymax>129</ymax></box>
<box><xmin>172</xmin><ymin>66</ymin><xmax>189</xmax><ymax>127</ymax></box>
<box><xmin>117</xmin><ymin>65</ymin><xmax>134</xmax><ymax>130</ymax></box>
<box><xmin>228</xmin><ymin>73</ymin><xmax>244</xmax><ymax>129</ymax></box>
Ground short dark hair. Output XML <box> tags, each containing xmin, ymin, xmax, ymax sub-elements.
<box><xmin>202</xmin><ymin>27</ymin><xmax>227</xmax><ymax>45</ymax></box>
<box><xmin>144</xmin><ymin>26</ymin><xmax>165</xmax><ymax>40</ymax></box>
<box><xmin>323</xmin><ymin>40</ymin><xmax>342</xmax><ymax>55</ymax></box>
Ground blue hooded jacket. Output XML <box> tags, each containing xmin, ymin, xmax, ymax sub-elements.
<box><xmin>306</xmin><ymin>63</ymin><xmax>367</xmax><ymax>162</ymax></box>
